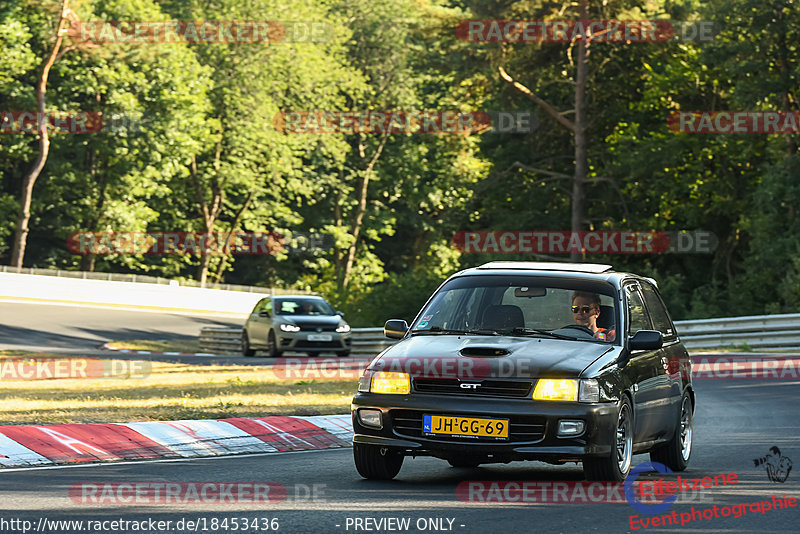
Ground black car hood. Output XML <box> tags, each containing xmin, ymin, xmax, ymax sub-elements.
<box><xmin>370</xmin><ymin>335</ymin><xmax>616</xmax><ymax>379</ymax></box>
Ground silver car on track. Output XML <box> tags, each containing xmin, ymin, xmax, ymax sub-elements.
<box><xmin>242</xmin><ymin>295</ymin><xmax>352</xmax><ymax>357</ymax></box>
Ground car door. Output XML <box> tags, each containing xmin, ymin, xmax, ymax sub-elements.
<box><xmin>639</xmin><ymin>281</ymin><xmax>684</xmax><ymax>436</ymax></box>
<box><xmin>248</xmin><ymin>298</ymin><xmax>271</xmax><ymax>345</ymax></box>
<box><xmin>623</xmin><ymin>282</ymin><xmax>665</xmax><ymax>443</ymax></box>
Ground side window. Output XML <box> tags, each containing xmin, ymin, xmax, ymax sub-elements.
<box><xmin>252</xmin><ymin>298</ymin><xmax>268</xmax><ymax>314</ymax></box>
<box><xmin>265</xmin><ymin>300</ymin><xmax>273</xmax><ymax>314</ymax></box>
<box><xmin>625</xmin><ymin>284</ymin><xmax>651</xmax><ymax>335</ymax></box>
<box><xmin>640</xmin><ymin>282</ymin><xmax>676</xmax><ymax>339</ymax></box>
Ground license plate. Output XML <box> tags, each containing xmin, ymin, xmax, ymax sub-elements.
<box><xmin>307</xmin><ymin>334</ymin><xmax>332</xmax><ymax>341</ymax></box>
<box><xmin>423</xmin><ymin>415</ymin><xmax>509</xmax><ymax>439</ymax></box>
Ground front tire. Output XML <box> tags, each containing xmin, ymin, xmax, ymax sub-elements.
<box><xmin>267</xmin><ymin>331</ymin><xmax>282</xmax><ymax>358</ymax></box>
<box><xmin>336</xmin><ymin>350</ymin><xmax>351</xmax><ymax>357</ymax></box>
<box><xmin>584</xmin><ymin>396</ymin><xmax>633</xmax><ymax>481</ymax></box>
<box><xmin>650</xmin><ymin>391</ymin><xmax>693</xmax><ymax>471</ymax></box>
<box><xmin>353</xmin><ymin>443</ymin><xmax>403</xmax><ymax>480</ymax></box>
<box><xmin>242</xmin><ymin>331</ymin><xmax>255</xmax><ymax>356</ymax></box>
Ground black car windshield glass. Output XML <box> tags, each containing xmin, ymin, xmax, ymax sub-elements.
<box><xmin>410</xmin><ymin>275</ymin><xmax>618</xmax><ymax>343</ymax></box>
<box><xmin>274</xmin><ymin>299</ymin><xmax>335</xmax><ymax>315</ymax></box>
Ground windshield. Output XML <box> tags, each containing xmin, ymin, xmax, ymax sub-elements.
<box><xmin>274</xmin><ymin>298</ymin><xmax>336</xmax><ymax>316</ymax></box>
<box><xmin>411</xmin><ymin>275</ymin><xmax>618</xmax><ymax>343</ymax></box>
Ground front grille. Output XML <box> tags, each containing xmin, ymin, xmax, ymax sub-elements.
<box><xmin>413</xmin><ymin>378</ymin><xmax>533</xmax><ymax>398</ymax></box>
<box><xmin>293</xmin><ymin>340</ymin><xmax>342</xmax><ymax>348</ymax></box>
<box><xmin>296</xmin><ymin>323</ymin><xmax>338</xmax><ymax>332</ymax></box>
<box><xmin>391</xmin><ymin>410</ymin><xmax>545</xmax><ymax>443</ymax></box>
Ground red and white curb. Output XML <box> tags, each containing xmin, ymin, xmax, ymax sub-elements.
<box><xmin>100</xmin><ymin>342</ymin><xmax>219</xmax><ymax>357</ymax></box>
<box><xmin>0</xmin><ymin>414</ymin><xmax>353</xmax><ymax>468</ymax></box>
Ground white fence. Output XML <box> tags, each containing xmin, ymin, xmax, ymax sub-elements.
<box><xmin>0</xmin><ymin>269</ymin><xmax>311</xmax><ymax>315</ymax></box>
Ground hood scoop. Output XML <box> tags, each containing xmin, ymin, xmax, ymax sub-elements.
<box><xmin>460</xmin><ymin>347</ymin><xmax>510</xmax><ymax>358</ymax></box>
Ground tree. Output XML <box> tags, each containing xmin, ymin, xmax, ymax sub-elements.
<box><xmin>10</xmin><ymin>0</ymin><xmax>74</xmax><ymax>268</ymax></box>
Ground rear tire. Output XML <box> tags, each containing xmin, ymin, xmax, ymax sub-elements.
<box><xmin>267</xmin><ymin>331</ymin><xmax>281</xmax><ymax>358</ymax></box>
<box><xmin>242</xmin><ymin>331</ymin><xmax>255</xmax><ymax>356</ymax></box>
<box><xmin>353</xmin><ymin>443</ymin><xmax>403</xmax><ymax>480</ymax></box>
<box><xmin>650</xmin><ymin>391</ymin><xmax>693</xmax><ymax>471</ymax></box>
<box><xmin>336</xmin><ymin>350</ymin><xmax>351</xmax><ymax>357</ymax></box>
<box><xmin>584</xmin><ymin>396</ymin><xmax>633</xmax><ymax>481</ymax></box>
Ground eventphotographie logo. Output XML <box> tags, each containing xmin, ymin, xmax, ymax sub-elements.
<box><xmin>753</xmin><ymin>447</ymin><xmax>792</xmax><ymax>483</ymax></box>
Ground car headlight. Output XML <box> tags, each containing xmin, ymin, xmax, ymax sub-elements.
<box><xmin>358</xmin><ymin>371</ymin><xmax>373</xmax><ymax>392</ymax></box>
<box><xmin>336</xmin><ymin>323</ymin><xmax>351</xmax><ymax>333</ymax></box>
<box><xmin>578</xmin><ymin>379</ymin><xmax>600</xmax><ymax>403</ymax></box>
<box><xmin>533</xmin><ymin>379</ymin><xmax>579</xmax><ymax>401</ymax></box>
<box><xmin>280</xmin><ymin>323</ymin><xmax>301</xmax><ymax>332</ymax></box>
<box><xmin>533</xmin><ymin>378</ymin><xmax>600</xmax><ymax>402</ymax></box>
<box><xmin>370</xmin><ymin>372</ymin><xmax>410</xmax><ymax>394</ymax></box>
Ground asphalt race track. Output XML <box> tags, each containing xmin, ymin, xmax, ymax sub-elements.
<box><xmin>1</xmin><ymin>301</ymin><xmax>799</xmax><ymax>533</ymax></box>
<box><xmin>0</xmin><ymin>300</ymin><xmax>242</xmax><ymax>358</ymax></box>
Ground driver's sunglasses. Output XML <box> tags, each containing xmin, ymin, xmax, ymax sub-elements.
<box><xmin>571</xmin><ymin>305</ymin><xmax>595</xmax><ymax>314</ymax></box>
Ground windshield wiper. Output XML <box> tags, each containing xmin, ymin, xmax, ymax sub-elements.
<box><xmin>412</xmin><ymin>326</ymin><xmax>502</xmax><ymax>336</ymax></box>
<box><xmin>508</xmin><ymin>327</ymin><xmax>578</xmax><ymax>340</ymax></box>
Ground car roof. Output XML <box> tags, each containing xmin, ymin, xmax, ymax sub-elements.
<box><xmin>272</xmin><ymin>294</ymin><xmax>324</xmax><ymax>300</ymax></box>
<box><xmin>477</xmin><ymin>261</ymin><xmax>613</xmax><ymax>273</ymax></box>
<box><xmin>455</xmin><ymin>261</ymin><xmax>654</xmax><ymax>288</ymax></box>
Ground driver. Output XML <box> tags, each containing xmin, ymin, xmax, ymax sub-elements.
<box><xmin>571</xmin><ymin>291</ymin><xmax>615</xmax><ymax>341</ymax></box>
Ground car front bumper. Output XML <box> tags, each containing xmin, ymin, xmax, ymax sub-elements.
<box><xmin>276</xmin><ymin>331</ymin><xmax>352</xmax><ymax>353</ymax></box>
<box><xmin>351</xmin><ymin>392</ymin><xmax>619</xmax><ymax>462</ymax></box>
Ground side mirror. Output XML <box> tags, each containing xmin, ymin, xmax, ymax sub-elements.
<box><xmin>629</xmin><ymin>330</ymin><xmax>663</xmax><ymax>351</ymax></box>
<box><xmin>384</xmin><ymin>319</ymin><xmax>409</xmax><ymax>340</ymax></box>
<box><xmin>336</xmin><ymin>310</ymin><xmax>345</xmax><ymax>317</ymax></box>
<box><xmin>258</xmin><ymin>310</ymin><xmax>270</xmax><ymax>318</ymax></box>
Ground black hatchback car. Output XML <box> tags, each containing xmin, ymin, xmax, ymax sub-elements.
<box><xmin>351</xmin><ymin>262</ymin><xmax>694</xmax><ymax>481</ymax></box>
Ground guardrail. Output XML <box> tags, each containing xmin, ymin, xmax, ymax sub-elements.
<box><xmin>200</xmin><ymin>313</ymin><xmax>800</xmax><ymax>356</ymax></box>
<box><xmin>673</xmin><ymin>313</ymin><xmax>800</xmax><ymax>349</ymax></box>
<box><xmin>199</xmin><ymin>327</ymin><xmax>243</xmax><ymax>354</ymax></box>
<box><xmin>199</xmin><ymin>327</ymin><xmax>395</xmax><ymax>356</ymax></box>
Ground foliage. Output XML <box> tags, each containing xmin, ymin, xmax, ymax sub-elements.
<box><xmin>2</xmin><ymin>0</ymin><xmax>799</xmax><ymax>322</ymax></box>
